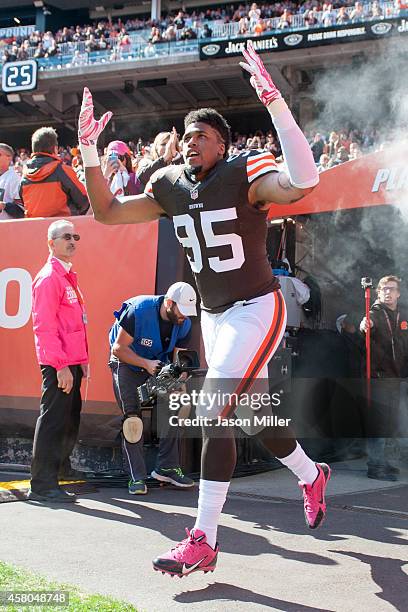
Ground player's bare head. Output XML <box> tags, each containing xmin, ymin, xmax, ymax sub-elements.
<box><xmin>184</xmin><ymin>108</ymin><xmax>231</xmax><ymax>157</ymax></box>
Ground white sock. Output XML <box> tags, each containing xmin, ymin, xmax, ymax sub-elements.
<box><xmin>193</xmin><ymin>479</ymin><xmax>230</xmax><ymax>548</ymax></box>
<box><xmin>278</xmin><ymin>442</ymin><xmax>318</xmax><ymax>484</ymax></box>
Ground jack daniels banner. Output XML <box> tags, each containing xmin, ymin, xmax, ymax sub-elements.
<box><xmin>199</xmin><ymin>17</ymin><xmax>408</xmax><ymax>60</ymax></box>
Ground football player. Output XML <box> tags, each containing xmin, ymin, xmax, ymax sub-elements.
<box><xmin>79</xmin><ymin>41</ymin><xmax>331</xmax><ymax>578</ymax></box>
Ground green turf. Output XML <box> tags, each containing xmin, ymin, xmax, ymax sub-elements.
<box><xmin>0</xmin><ymin>560</ymin><xmax>137</xmax><ymax>611</ymax></box>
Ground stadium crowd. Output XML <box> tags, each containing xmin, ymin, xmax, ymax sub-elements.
<box><xmin>7</xmin><ymin>124</ymin><xmax>388</xmax><ymax>175</ymax></box>
<box><xmin>0</xmin><ymin>123</ymin><xmax>390</xmax><ymax>220</ymax></box>
<box><xmin>0</xmin><ymin>0</ymin><xmax>402</xmax><ymax>63</ymax></box>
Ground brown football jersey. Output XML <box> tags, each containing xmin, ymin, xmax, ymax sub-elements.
<box><xmin>145</xmin><ymin>150</ymin><xmax>280</xmax><ymax>312</ymax></box>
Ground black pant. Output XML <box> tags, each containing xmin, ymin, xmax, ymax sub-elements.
<box><xmin>30</xmin><ymin>365</ymin><xmax>83</xmax><ymax>493</ymax></box>
<box><xmin>110</xmin><ymin>361</ymin><xmax>180</xmax><ymax>480</ymax></box>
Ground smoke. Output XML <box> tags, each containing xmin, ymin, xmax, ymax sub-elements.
<box><xmin>309</xmin><ymin>37</ymin><xmax>408</xmax><ymax>144</ymax></box>
<box><xmin>297</xmin><ymin>36</ymin><xmax>408</xmax><ymax>327</ymax></box>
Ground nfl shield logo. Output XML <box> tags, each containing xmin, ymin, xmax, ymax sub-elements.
<box><xmin>191</xmin><ymin>189</ymin><xmax>198</xmax><ymax>200</ymax></box>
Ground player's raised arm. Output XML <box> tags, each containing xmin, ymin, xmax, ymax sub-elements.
<box><xmin>240</xmin><ymin>42</ymin><xmax>319</xmax><ymax>206</ymax></box>
<box><xmin>78</xmin><ymin>87</ymin><xmax>165</xmax><ymax>224</ymax></box>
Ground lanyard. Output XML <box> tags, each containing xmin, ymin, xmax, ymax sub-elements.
<box><xmin>66</xmin><ymin>273</ymin><xmax>84</xmax><ymax>306</ymax></box>
<box><xmin>66</xmin><ymin>273</ymin><xmax>87</xmax><ymax>324</ymax></box>
<box><xmin>383</xmin><ymin>309</ymin><xmax>399</xmax><ymax>362</ymax></box>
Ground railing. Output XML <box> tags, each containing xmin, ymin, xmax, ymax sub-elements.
<box><xmin>209</xmin><ymin>1</ymin><xmax>399</xmax><ymax>39</ymax></box>
<box><xmin>36</xmin><ymin>39</ymin><xmax>199</xmax><ymax>71</ymax></box>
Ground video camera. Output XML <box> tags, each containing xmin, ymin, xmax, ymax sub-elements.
<box><xmin>137</xmin><ymin>350</ymin><xmax>200</xmax><ymax>407</ymax></box>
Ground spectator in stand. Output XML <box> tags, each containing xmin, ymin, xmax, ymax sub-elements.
<box><xmin>17</xmin><ymin>43</ymin><xmax>29</xmax><ymax>61</ymax></box>
<box><xmin>317</xmin><ymin>153</ymin><xmax>330</xmax><ymax>172</ymax></box>
<box><xmin>102</xmin><ymin>140</ymin><xmax>142</xmax><ymax>197</ymax></box>
<box><xmin>29</xmin><ymin>30</ymin><xmax>42</xmax><ymax>48</ymax></box>
<box><xmin>248</xmin><ymin>3</ymin><xmax>262</xmax><ymax>29</ymax></box>
<box><xmin>311</xmin><ymin>133</ymin><xmax>325</xmax><ymax>163</ymax></box>
<box><xmin>150</xmin><ymin>27</ymin><xmax>163</xmax><ymax>44</ymax></box>
<box><xmin>338</xmin><ymin>131</ymin><xmax>351</xmax><ymax>151</ymax></box>
<box><xmin>369</xmin><ymin>1</ymin><xmax>384</xmax><ymax>18</ymax></box>
<box><xmin>238</xmin><ymin>16</ymin><xmax>249</xmax><ymax>34</ymax></box>
<box><xmin>174</xmin><ymin>10</ymin><xmax>186</xmax><ymax>29</ymax></box>
<box><xmin>349</xmin><ymin>142</ymin><xmax>363</xmax><ymax>159</ymax></box>
<box><xmin>71</xmin><ymin>147</ymin><xmax>85</xmax><ymax>183</ymax></box>
<box><xmin>85</xmin><ymin>34</ymin><xmax>99</xmax><ymax>53</ymax></box>
<box><xmin>0</xmin><ymin>143</ymin><xmax>24</xmax><ymax>220</ymax></box>
<box><xmin>350</xmin><ymin>1</ymin><xmax>365</xmax><ymax>22</ymax></box>
<box><xmin>253</xmin><ymin>18</ymin><xmax>266</xmax><ymax>35</ymax></box>
<box><xmin>72</xmin><ymin>25</ymin><xmax>85</xmax><ymax>43</ymax></box>
<box><xmin>144</xmin><ymin>41</ymin><xmax>156</xmax><ymax>58</ymax></box>
<box><xmin>164</xmin><ymin>24</ymin><xmax>177</xmax><ymax>41</ymax></box>
<box><xmin>137</xmin><ymin>128</ymin><xmax>181</xmax><ymax>187</ymax></box>
<box><xmin>337</xmin><ymin>6</ymin><xmax>350</xmax><ymax>24</ymax></box>
<box><xmin>265</xmin><ymin>132</ymin><xmax>279</xmax><ymax>155</ymax></box>
<box><xmin>277</xmin><ymin>9</ymin><xmax>292</xmax><ymax>29</ymax></box>
<box><xmin>42</xmin><ymin>31</ymin><xmax>55</xmax><ymax>52</ymax></box>
<box><xmin>180</xmin><ymin>26</ymin><xmax>197</xmax><ymax>40</ymax></box>
<box><xmin>326</xmin><ymin>131</ymin><xmax>340</xmax><ymax>158</ymax></box>
<box><xmin>58</xmin><ymin>27</ymin><xmax>72</xmax><ymax>44</ymax></box>
<box><xmin>33</xmin><ymin>42</ymin><xmax>46</xmax><ymax>59</ymax></box>
<box><xmin>20</xmin><ymin>127</ymin><xmax>89</xmax><ymax>218</ymax></box>
<box><xmin>201</xmin><ymin>23</ymin><xmax>213</xmax><ymax>38</ymax></box>
<box><xmin>329</xmin><ymin>146</ymin><xmax>349</xmax><ymax>167</ymax></box>
<box><xmin>46</xmin><ymin>40</ymin><xmax>59</xmax><ymax>58</ymax></box>
<box><xmin>322</xmin><ymin>4</ymin><xmax>336</xmax><ymax>26</ymax></box>
<box><xmin>304</xmin><ymin>7</ymin><xmax>321</xmax><ymax>27</ymax></box>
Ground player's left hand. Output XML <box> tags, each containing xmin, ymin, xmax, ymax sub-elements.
<box><xmin>78</xmin><ymin>87</ymin><xmax>112</xmax><ymax>147</ymax></box>
<box><xmin>239</xmin><ymin>41</ymin><xmax>282</xmax><ymax>107</ymax></box>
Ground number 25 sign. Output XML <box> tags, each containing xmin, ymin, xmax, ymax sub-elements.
<box><xmin>2</xmin><ymin>59</ymin><xmax>38</xmax><ymax>93</ymax></box>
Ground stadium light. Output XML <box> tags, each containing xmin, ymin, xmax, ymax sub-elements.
<box><xmin>32</xmin><ymin>93</ymin><xmax>46</xmax><ymax>102</ymax></box>
<box><xmin>13</xmin><ymin>17</ymin><xmax>21</xmax><ymax>24</ymax></box>
<box><xmin>95</xmin><ymin>5</ymin><xmax>105</xmax><ymax>11</ymax></box>
<box><xmin>33</xmin><ymin>0</ymin><xmax>44</xmax><ymax>7</ymax></box>
<box><xmin>7</xmin><ymin>94</ymin><xmax>21</xmax><ymax>103</ymax></box>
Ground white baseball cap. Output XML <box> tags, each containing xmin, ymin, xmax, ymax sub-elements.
<box><xmin>166</xmin><ymin>281</ymin><xmax>197</xmax><ymax>316</ymax></box>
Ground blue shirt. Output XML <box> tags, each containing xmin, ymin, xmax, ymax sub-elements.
<box><xmin>109</xmin><ymin>295</ymin><xmax>191</xmax><ymax>372</ymax></box>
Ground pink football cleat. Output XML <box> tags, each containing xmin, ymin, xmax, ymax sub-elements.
<box><xmin>299</xmin><ymin>463</ymin><xmax>331</xmax><ymax>529</ymax></box>
<box><xmin>153</xmin><ymin>529</ymin><xmax>218</xmax><ymax>577</ymax></box>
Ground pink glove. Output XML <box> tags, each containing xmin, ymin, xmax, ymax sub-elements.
<box><xmin>78</xmin><ymin>87</ymin><xmax>112</xmax><ymax>148</ymax></box>
<box><xmin>239</xmin><ymin>41</ymin><xmax>282</xmax><ymax>107</ymax></box>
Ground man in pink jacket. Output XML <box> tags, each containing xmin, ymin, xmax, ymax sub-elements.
<box><xmin>28</xmin><ymin>219</ymin><xmax>89</xmax><ymax>503</ymax></box>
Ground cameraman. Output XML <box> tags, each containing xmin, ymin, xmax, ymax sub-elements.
<box><xmin>109</xmin><ymin>282</ymin><xmax>197</xmax><ymax>495</ymax></box>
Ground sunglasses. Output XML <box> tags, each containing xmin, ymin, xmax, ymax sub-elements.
<box><xmin>56</xmin><ymin>233</ymin><xmax>80</xmax><ymax>241</ymax></box>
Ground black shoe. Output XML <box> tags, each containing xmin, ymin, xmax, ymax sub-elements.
<box><xmin>59</xmin><ymin>467</ymin><xmax>88</xmax><ymax>479</ymax></box>
<box><xmin>27</xmin><ymin>488</ymin><xmax>78</xmax><ymax>503</ymax></box>
<box><xmin>367</xmin><ymin>466</ymin><xmax>398</xmax><ymax>482</ymax></box>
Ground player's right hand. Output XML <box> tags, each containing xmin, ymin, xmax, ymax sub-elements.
<box><xmin>360</xmin><ymin>317</ymin><xmax>374</xmax><ymax>333</ymax></box>
<box><xmin>239</xmin><ymin>41</ymin><xmax>282</xmax><ymax>107</ymax></box>
<box><xmin>78</xmin><ymin>87</ymin><xmax>112</xmax><ymax>147</ymax></box>
<box><xmin>144</xmin><ymin>359</ymin><xmax>163</xmax><ymax>376</ymax></box>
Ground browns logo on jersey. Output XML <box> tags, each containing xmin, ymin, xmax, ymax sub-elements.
<box><xmin>145</xmin><ymin>150</ymin><xmax>280</xmax><ymax>312</ymax></box>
